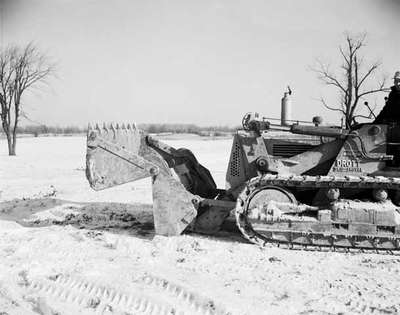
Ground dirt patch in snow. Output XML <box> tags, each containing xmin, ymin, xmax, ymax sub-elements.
<box><xmin>0</xmin><ymin>198</ymin><xmax>155</xmax><ymax>238</ymax></box>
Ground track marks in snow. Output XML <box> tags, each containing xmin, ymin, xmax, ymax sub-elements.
<box><xmin>136</xmin><ymin>274</ymin><xmax>232</xmax><ymax>315</ymax></box>
<box><xmin>27</xmin><ymin>275</ymin><xmax>177</xmax><ymax>314</ymax></box>
<box><xmin>26</xmin><ymin>274</ymin><xmax>232</xmax><ymax>315</ymax></box>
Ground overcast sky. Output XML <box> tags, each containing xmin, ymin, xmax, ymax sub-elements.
<box><xmin>2</xmin><ymin>0</ymin><xmax>400</xmax><ymax>127</ymax></box>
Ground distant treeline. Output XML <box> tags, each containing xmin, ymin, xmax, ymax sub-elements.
<box><xmin>13</xmin><ymin>124</ymin><xmax>239</xmax><ymax>136</ymax></box>
<box><xmin>140</xmin><ymin>123</ymin><xmax>238</xmax><ymax>135</ymax></box>
<box><xmin>17</xmin><ymin>125</ymin><xmax>85</xmax><ymax>135</ymax></box>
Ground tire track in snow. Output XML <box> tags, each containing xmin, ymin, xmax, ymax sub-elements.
<box><xmin>135</xmin><ymin>274</ymin><xmax>232</xmax><ymax>315</ymax></box>
<box><xmin>26</xmin><ymin>274</ymin><xmax>233</xmax><ymax>315</ymax></box>
<box><xmin>27</xmin><ymin>275</ymin><xmax>178</xmax><ymax>314</ymax></box>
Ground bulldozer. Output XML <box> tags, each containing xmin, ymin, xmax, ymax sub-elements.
<box><xmin>86</xmin><ymin>111</ymin><xmax>400</xmax><ymax>252</ymax></box>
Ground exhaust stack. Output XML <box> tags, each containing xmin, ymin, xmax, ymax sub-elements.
<box><xmin>281</xmin><ymin>86</ymin><xmax>292</xmax><ymax>126</ymax></box>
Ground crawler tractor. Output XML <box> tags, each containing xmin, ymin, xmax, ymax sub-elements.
<box><xmin>86</xmin><ymin>113</ymin><xmax>400</xmax><ymax>252</ymax></box>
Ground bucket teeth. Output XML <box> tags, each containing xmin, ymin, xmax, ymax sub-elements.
<box><xmin>88</xmin><ymin>122</ymin><xmax>140</xmax><ymax>135</ymax></box>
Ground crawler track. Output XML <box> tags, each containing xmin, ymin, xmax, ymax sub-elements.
<box><xmin>235</xmin><ymin>174</ymin><xmax>400</xmax><ymax>254</ymax></box>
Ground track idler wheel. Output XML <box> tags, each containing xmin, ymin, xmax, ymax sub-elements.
<box><xmin>235</xmin><ymin>182</ymin><xmax>297</xmax><ymax>246</ymax></box>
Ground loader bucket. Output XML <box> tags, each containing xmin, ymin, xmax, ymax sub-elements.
<box><xmin>85</xmin><ymin>123</ymin><xmax>198</xmax><ymax>235</ymax></box>
<box><xmin>86</xmin><ymin>123</ymin><xmax>164</xmax><ymax>190</ymax></box>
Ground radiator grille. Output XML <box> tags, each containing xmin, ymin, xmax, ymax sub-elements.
<box><xmin>230</xmin><ymin>141</ymin><xmax>241</xmax><ymax>177</ymax></box>
<box><xmin>272</xmin><ymin>143</ymin><xmax>315</xmax><ymax>158</ymax></box>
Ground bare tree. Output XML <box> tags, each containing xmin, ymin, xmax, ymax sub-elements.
<box><xmin>312</xmin><ymin>33</ymin><xmax>388</xmax><ymax>129</ymax></box>
<box><xmin>0</xmin><ymin>43</ymin><xmax>54</xmax><ymax>155</ymax></box>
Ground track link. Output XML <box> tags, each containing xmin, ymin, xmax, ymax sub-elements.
<box><xmin>235</xmin><ymin>174</ymin><xmax>400</xmax><ymax>254</ymax></box>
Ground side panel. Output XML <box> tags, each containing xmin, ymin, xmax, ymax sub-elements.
<box><xmin>225</xmin><ymin>133</ymin><xmax>250</xmax><ymax>190</ymax></box>
<box><xmin>285</xmin><ymin>139</ymin><xmax>343</xmax><ymax>175</ymax></box>
<box><xmin>329</xmin><ymin>124</ymin><xmax>388</xmax><ymax>176</ymax></box>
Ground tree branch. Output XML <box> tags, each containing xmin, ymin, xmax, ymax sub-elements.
<box><xmin>312</xmin><ymin>60</ymin><xmax>348</xmax><ymax>94</ymax></box>
<box><xmin>320</xmin><ymin>98</ymin><xmax>345</xmax><ymax>114</ymax></box>
<box><xmin>357</xmin><ymin>62</ymin><xmax>380</xmax><ymax>89</ymax></box>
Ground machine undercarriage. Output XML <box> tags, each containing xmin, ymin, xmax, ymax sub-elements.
<box><xmin>236</xmin><ymin>174</ymin><xmax>400</xmax><ymax>251</ymax></box>
<box><xmin>86</xmin><ymin>113</ymin><xmax>400</xmax><ymax>253</ymax></box>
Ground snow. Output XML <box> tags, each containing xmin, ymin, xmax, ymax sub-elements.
<box><xmin>1</xmin><ymin>136</ymin><xmax>400</xmax><ymax>314</ymax></box>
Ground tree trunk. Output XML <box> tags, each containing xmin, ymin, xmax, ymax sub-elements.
<box><xmin>6</xmin><ymin>133</ymin><xmax>15</xmax><ymax>155</ymax></box>
<box><xmin>11</xmin><ymin>131</ymin><xmax>16</xmax><ymax>155</ymax></box>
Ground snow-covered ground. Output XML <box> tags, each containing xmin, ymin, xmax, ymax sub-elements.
<box><xmin>1</xmin><ymin>136</ymin><xmax>400</xmax><ymax>315</ymax></box>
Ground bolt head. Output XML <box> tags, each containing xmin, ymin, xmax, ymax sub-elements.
<box><xmin>149</xmin><ymin>167</ymin><xmax>159</xmax><ymax>176</ymax></box>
